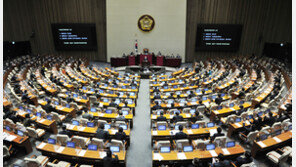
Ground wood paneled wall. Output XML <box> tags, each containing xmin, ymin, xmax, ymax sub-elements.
<box><xmin>186</xmin><ymin>0</ymin><xmax>292</xmax><ymax>62</ymax></box>
<box><xmin>4</xmin><ymin>0</ymin><xmax>107</xmax><ymax>61</ymax></box>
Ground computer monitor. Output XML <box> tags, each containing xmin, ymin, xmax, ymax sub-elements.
<box><xmin>109</xmin><ymin>91</ymin><xmax>114</xmax><ymax>94</ymax></box>
<box><xmin>206</xmin><ymin>144</ymin><xmax>215</xmax><ymax>151</ymax></box>
<box><xmin>180</xmin><ymin>99</ymin><xmax>186</xmax><ymax>103</ymax></box>
<box><xmin>153</xmin><ymin>81</ymin><xmax>157</xmax><ymax>84</ymax></box>
<box><xmin>204</xmin><ymin>88</ymin><xmax>209</xmax><ymax>91</ymax></box>
<box><xmin>73</xmin><ymin>94</ymin><xmax>78</xmax><ymax>98</ymax></box>
<box><xmin>175</xmin><ymin>125</ymin><xmax>180</xmax><ymax>130</ymax></box>
<box><xmin>248</xmin><ymin>115</ymin><xmax>253</xmax><ymax>120</ymax></box>
<box><xmin>110</xmin><ymin>146</ymin><xmax>120</xmax><ymax>152</ymax></box>
<box><xmin>191</xmin><ymin>124</ymin><xmax>199</xmax><ymax>129</ymax></box>
<box><xmin>82</xmin><ymin>86</ymin><xmax>87</xmax><ymax>90</ymax></box>
<box><xmin>54</xmin><ymin>101</ymin><xmax>59</xmax><ymax>105</ymax></box>
<box><xmin>226</xmin><ymin>141</ymin><xmax>235</xmax><ymax>148</ymax></box>
<box><xmin>288</xmin><ymin>124</ymin><xmax>292</xmax><ymax>131</ymax></box>
<box><xmin>48</xmin><ymin>138</ymin><xmax>56</xmax><ymax>144</ymax></box>
<box><xmin>218</xmin><ymin>106</ymin><xmax>223</xmax><ymax>110</ymax></box>
<box><xmin>190</xmin><ymin>109</ymin><xmax>196</xmax><ymax>115</ymax></box>
<box><xmin>88</xmin><ymin>144</ymin><xmax>98</xmax><ymax>151</ymax></box>
<box><xmin>160</xmin><ymin>146</ymin><xmax>171</xmax><ymax>153</ymax></box>
<box><xmin>174</xmin><ymin>110</ymin><xmax>180</xmax><ymax>115</ymax></box>
<box><xmin>72</xmin><ymin>120</ymin><xmax>80</xmax><ymax>126</ymax></box>
<box><xmin>66</xmin><ymin>104</ymin><xmax>70</xmax><ymax>108</ymax></box>
<box><xmin>176</xmin><ymin>91</ymin><xmax>181</xmax><ymax>95</ymax></box>
<box><xmin>90</xmin><ymin>88</ymin><xmax>95</xmax><ymax>92</ymax></box>
<box><xmin>229</xmin><ymin>103</ymin><xmax>234</xmax><ymax>107</ymax></box>
<box><xmin>103</xmin><ymin>99</ymin><xmax>109</xmax><ymax>103</ymax></box>
<box><xmin>207</xmin><ymin>122</ymin><xmax>214</xmax><ymax>128</ymax></box>
<box><xmin>27</xmin><ymin>109</ymin><xmax>32</xmax><ymax>114</ymax></box>
<box><xmin>240</xmin><ymin>101</ymin><xmax>244</xmax><ymax>104</ymax></box>
<box><xmin>130</xmin><ymin>92</ymin><xmax>135</xmax><ymax>96</ymax></box>
<box><xmin>113</xmin><ymin>85</ymin><xmax>117</xmax><ymax>88</ymax></box>
<box><xmin>87</xmin><ymin>122</ymin><xmax>95</xmax><ymax>127</ymax></box>
<box><xmin>183</xmin><ymin>146</ymin><xmax>193</xmax><ymax>152</ymax></box>
<box><xmin>82</xmin><ymin>96</ymin><xmax>87</xmax><ymax>100</ymax></box>
<box><xmin>119</xmin><ymin>125</ymin><xmax>128</xmax><ymax>130</ymax></box>
<box><xmin>5</xmin><ymin>126</ymin><xmax>11</xmax><ymax>131</ymax></box>
<box><xmin>47</xmin><ymin>115</ymin><xmax>52</xmax><ymax>121</ymax></box>
<box><xmin>36</xmin><ymin>112</ymin><xmax>42</xmax><ymax>117</ymax></box>
<box><xmin>274</xmin><ymin>129</ymin><xmax>282</xmax><ymax>136</ymax></box>
<box><xmin>221</xmin><ymin>93</ymin><xmax>225</xmax><ymax>97</ymax></box>
<box><xmin>164</xmin><ymin>86</ymin><xmax>168</xmax><ymax>89</ymax></box>
<box><xmin>212</xmin><ymin>95</ymin><xmax>217</xmax><ymax>99</ymax></box>
<box><xmin>258</xmin><ymin>112</ymin><xmax>263</xmax><ymax>117</ymax></box>
<box><xmin>260</xmin><ymin>134</ymin><xmax>268</xmax><ymax>141</ymax></box>
<box><xmin>91</xmin><ymin>108</ymin><xmax>96</xmax><ymax>112</ymax></box>
<box><xmin>19</xmin><ymin>106</ymin><xmax>24</xmax><ymax>110</ymax></box>
<box><xmin>122</xmin><ymin>86</ymin><xmax>127</xmax><ymax>89</ymax></box>
<box><xmin>196</xmin><ymin>89</ymin><xmax>201</xmax><ymax>93</ymax></box>
<box><xmin>202</xmin><ymin>97</ymin><xmax>207</xmax><ymax>101</ymax></box>
<box><xmin>105</xmin><ymin>109</ymin><xmax>112</xmax><ymax>114</ymax></box>
<box><xmin>104</xmin><ymin>124</ymin><xmax>111</xmax><ymax>130</ymax></box>
<box><xmin>122</xmin><ymin>110</ymin><xmax>129</xmax><ymax>116</ymax></box>
<box><xmin>17</xmin><ymin>130</ymin><xmax>24</xmax><ymax>137</ymax></box>
<box><xmin>131</xmin><ymin>86</ymin><xmax>136</xmax><ymax>89</ymax></box>
<box><xmin>235</xmin><ymin>118</ymin><xmax>241</xmax><ymax>122</ymax></box>
<box><xmin>168</xmin><ymin>99</ymin><xmax>174</xmax><ymax>104</ymax></box>
<box><xmin>173</xmin><ymin>85</ymin><xmax>178</xmax><ymax>89</ymax></box>
<box><xmin>158</xmin><ymin>125</ymin><xmax>166</xmax><ymax>131</ymax></box>
<box><xmin>66</xmin><ymin>142</ymin><xmax>75</xmax><ymax>148</ymax></box>
<box><xmin>191</xmin><ymin>98</ymin><xmax>197</xmax><ymax>102</ymax></box>
<box><xmin>99</xmin><ymin>90</ymin><xmax>104</xmax><ymax>93</ymax></box>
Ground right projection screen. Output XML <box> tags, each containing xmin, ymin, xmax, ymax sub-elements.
<box><xmin>195</xmin><ymin>24</ymin><xmax>242</xmax><ymax>51</ymax></box>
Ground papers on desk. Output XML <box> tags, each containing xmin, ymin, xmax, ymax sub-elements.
<box><xmin>99</xmin><ymin>103</ymin><xmax>103</xmax><ymax>107</ymax></box>
<box><xmin>59</xmin><ymin>106</ymin><xmax>65</xmax><ymax>110</ymax></box>
<box><xmin>152</xmin><ymin>115</ymin><xmax>157</xmax><ymax>119</ymax></box>
<box><xmin>190</xmin><ymin>102</ymin><xmax>197</xmax><ymax>105</ymax></box>
<box><xmin>229</xmin><ymin>108</ymin><xmax>235</xmax><ymax>111</ymax></box>
<box><xmin>67</xmin><ymin>124</ymin><xmax>75</xmax><ymax>130</ymax></box>
<box><xmin>209</xmin><ymin>150</ymin><xmax>218</xmax><ymax>157</ymax></box>
<box><xmin>209</xmin><ymin>129</ymin><xmax>218</xmax><ymax>136</ymax></box>
<box><xmin>177</xmin><ymin>152</ymin><xmax>187</xmax><ymax>160</ymax></box>
<box><xmin>39</xmin><ymin>118</ymin><xmax>46</xmax><ymax>123</ymax></box>
<box><xmin>203</xmin><ymin>102</ymin><xmax>210</xmax><ymax>108</ymax></box>
<box><xmin>98</xmin><ymin>113</ymin><xmax>104</xmax><ymax>117</ymax></box>
<box><xmin>100</xmin><ymin>152</ymin><xmax>107</xmax><ymax>158</ymax></box>
<box><xmin>78</xmin><ymin>150</ymin><xmax>86</xmax><ymax>156</ymax></box>
<box><xmin>37</xmin><ymin>142</ymin><xmax>47</xmax><ymax>149</ymax></box>
<box><xmin>152</xmin><ymin>131</ymin><xmax>158</xmax><ymax>135</ymax></box>
<box><xmin>179</xmin><ymin>103</ymin><xmax>185</xmax><ymax>107</ymax></box>
<box><xmin>235</xmin><ymin>123</ymin><xmax>242</xmax><ymax>127</ymax></box>
<box><xmin>78</xmin><ymin>127</ymin><xmax>86</xmax><ymax>131</ymax></box>
<box><xmin>245</xmin><ymin>120</ymin><xmax>250</xmax><ymax>125</ymax></box>
<box><xmin>273</xmin><ymin>137</ymin><xmax>282</xmax><ymax>143</ymax></box>
<box><xmin>167</xmin><ymin>104</ymin><xmax>171</xmax><ymax>108</ymax></box>
<box><xmin>185</xmin><ymin>114</ymin><xmax>191</xmax><ymax>118</ymax></box>
<box><xmin>222</xmin><ymin>148</ymin><xmax>230</xmax><ymax>155</ymax></box>
<box><xmin>257</xmin><ymin>141</ymin><xmax>266</xmax><ymax>148</ymax></box>
<box><xmin>56</xmin><ymin>146</ymin><xmax>65</xmax><ymax>153</ymax></box>
<box><xmin>153</xmin><ymin>153</ymin><xmax>164</xmax><ymax>161</ymax></box>
<box><xmin>5</xmin><ymin>135</ymin><xmax>17</xmax><ymax>142</ymax></box>
<box><xmin>169</xmin><ymin>115</ymin><xmax>173</xmax><ymax>119</ymax></box>
<box><xmin>110</xmin><ymin>129</ymin><xmax>117</xmax><ymax>134</ymax></box>
<box><xmin>187</xmin><ymin>129</ymin><xmax>193</xmax><ymax>134</ymax></box>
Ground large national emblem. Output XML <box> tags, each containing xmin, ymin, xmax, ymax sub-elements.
<box><xmin>138</xmin><ymin>15</ymin><xmax>155</xmax><ymax>32</ymax></box>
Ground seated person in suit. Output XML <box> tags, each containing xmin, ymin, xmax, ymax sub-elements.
<box><xmin>210</xmin><ymin>127</ymin><xmax>224</xmax><ymax>142</ymax></box>
<box><xmin>236</xmin><ymin>105</ymin><xmax>245</xmax><ymax>115</ymax></box>
<box><xmin>214</xmin><ymin>94</ymin><xmax>223</xmax><ymax>106</ymax></box>
<box><xmin>211</xmin><ymin>153</ymin><xmax>231</xmax><ymax>167</ymax></box>
<box><xmin>241</xmin><ymin>123</ymin><xmax>256</xmax><ymax>136</ymax></box>
<box><xmin>174</xmin><ymin>125</ymin><xmax>188</xmax><ymax>140</ymax></box>
<box><xmin>152</xmin><ymin>101</ymin><xmax>162</xmax><ymax>110</ymax></box>
<box><xmin>168</xmin><ymin>93</ymin><xmax>174</xmax><ymax>99</ymax></box>
<box><xmin>153</xmin><ymin>87</ymin><xmax>160</xmax><ymax>93</ymax></box>
<box><xmin>115</xmin><ymin>111</ymin><xmax>126</xmax><ymax>122</ymax></box>
<box><xmin>234</xmin><ymin>151</ymin><xmax>253</xmax><ymax>167</ymax></box>
<box><xmin>21</xmin><ymin>90</ymin><xmax>30</xmax><ymax>103</ymax></box>
<box><xmin>154</xmin><ymin>93</ymin><xmax>161</xmax><ymax>99</ymax></box>
<box><xmin>264</xmin><ymin>112</ymin><xmax>276</xmax><ymax>127</ymax></box>
<box><xmin>109</xmin><ymin>99</ymin><xmax>118</xmax><ymax>108</ymax></box>
<box><xmin>23</xmin><ymin>113</ymin><xmax>34</xmax><ymax>127</ymax></box>
<box><xmin>59</xmin><ymin>125</ymin><xmax>72</xmax><ymax>138</ymax></box>
<box><xmin>43</xmin><ymin>99</ymin><xmax>56</xmax><ymax>113</ymax></box>
<box><xmin>82</xmin><ymin>112</ymin><xmax>94</xmax><ymax>120</ymax></box>
<box><xmin>114</xmin><ymin>127</ymin><xmax>127</xmax><ymax>141</ymax></box>
<box><xmin>157</xmin><ymin>111</ymin><xmax>167</xmax><ymax>122</ymax></box>
<box><xmin>96</xmin><ymin>123</ymin><xmax>110</xmax><ymax>141</ymax></box>
<box><xmin>191</xmin><ymin>111</ymin><xmax>203</xmax><ymax>123</ymax></box>
<box><xmin>103</xmin><ymin>149</ymin><xmax>119</xmax><ymax>167</ymax></box>
<box><xmin>172</xmin><ymin>112</ymin><xmax>183</xmax><ymax>123</ymax></box>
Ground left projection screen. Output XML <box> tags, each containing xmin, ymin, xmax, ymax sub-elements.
<box><xmin>51</xmin><ymin>23</ymin><xmax>97</xmax><ymax>51</ymax></box>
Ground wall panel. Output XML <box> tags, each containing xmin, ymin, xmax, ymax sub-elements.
<box><xmin>4</xmin><ymin>0</ymin><xmax>107</xmax><ymax>61</ymax></box>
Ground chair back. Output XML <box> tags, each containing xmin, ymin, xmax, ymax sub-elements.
<box><xmin>91</xmin><ymin>138</ymin><xmax>105</xmax><ymax>149</ymax></box>
<box><xmin>57</xmin><ymin>134</ymin><xmax>69</xmax><ymax>146</ymax></box>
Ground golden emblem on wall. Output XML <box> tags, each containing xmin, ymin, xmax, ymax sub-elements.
<box><xmin>138</xmin><ymin>15</ymin><xmax>155</xmax><ymax>32</ymax></box>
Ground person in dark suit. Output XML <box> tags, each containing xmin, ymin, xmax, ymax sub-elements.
<box><xmin>174</xmin><ymin>125</ymin><xmax>188</xmax><ymax>140</ymax></box>
<box><xmin>114</xmin><ymin>127</ymin><xmax>127</xmax><ymax>141</ymax></box>
<box><xmin>153</xmin><ymin>87</ymin><xmax>160</xmax><ymax>93</ymax></box>
<box><xmin>109</xmin><ymin>99</ymin><xmax>118</xmax><ymax>108</ymax></box>
<box><xmin>154</xmin><ymin>93</ymin><xmax>161</xmax><ymax>99</ymax></box>
<box><xmin>168</xmin><ymin>93</ymin><xmax>174</xmax><ymax>99</ymax></box>
<box><xmin>156</xmin><ymin>111</ymin><xmax>167</xmax><ymax>122</ymax></box>
<box><xmin>210</xmin><ymin>127</ymin><xmax>224</xmax><ymax>142</ymax></box>
<box><xmin>43</xmin><ymin>99</ymin><xmax>56</xmax><ymax>113</ymax></box>
<box><xmin>234</xmin><ymin>151</ymin><xmax>253</xmax><ymax>167</ymax></box>
<box><xmin>21</xmin><ymin>90</ymin><xmax>30</xmax><ymax>103</ymax></box>
<box><xmin>236</xmin><ymin>105</ymin><xmax>245</xmax><ymax>116</ymax></box>
<box><xmin>241</xmin><ymin>123</ymin><xmax>256</xmax><ymax>136</ymax></box>
<box><xmin>212</xmin><ymin>154</ymin><xmax>231</xmax><ymax>167</ymax></box>
<box><xmin>115</xmin><ymin>111</ymin><xmax>126</xmax><ymax>122</ymax></box>
<box><xmin>23</xmin><ymin>113</ymin><xmax>34</xmax><ymax>127</ymax></box>
<box><xmin>191</xmin><ymin>111</ymin><xmax>203</xmax><ymax>123</ymax></box>
<box><xmin>103</xmin><ymin>149</ymin><xmax>119</xmax><ymax>167</ymax></box>
<box><xmin>215</xmin><ymin>94</ymin><xmax>223</xmax><ymax>106</ymax></box>
<box><xmin>59</xmin><ymin>125</ymin><xmax>72</xmax><ymax>138</ymax></box>
<box><xmin>152</xmin><ymin>101</ymin><xmax>162</xmax><ymax>110</ymax></box>
<box><xmin>264</xmin><ymin>112</ymin><xmax>276</xmax><ymax>127</ymax></box>
<box><xmin>96</xmin><ymin>123</ymin><xmax>110</xmax><ymax>141</ymax></box>
<box><xmin>172</xmin><ymin>112</ymin><xmax>183</xmax><ymax>123</ymax></box>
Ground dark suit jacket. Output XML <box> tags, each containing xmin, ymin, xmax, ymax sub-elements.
<box><xmin>59</xmin><ymin>130</ymin><xmax>72</xmax><ymax>138</ymax></box>
<box><xmin>215</xmin><ymin>98</ymin><xmax>223</xmax><ymax>105</ymax></box>
<box><xmin>23</xmin><ymin>118</ymin><xmax>33</xmax><ymax>127</ymax></box>
<box><xmin>174</xmin><ymin>131</ymin><xmax>188</xmax><ymax>140</ymax></box>
<box><xmin>103</xmin><ymin>155</ymin><xmax>119</xmax><ymax>167</ymax></box>
<box><xmin>114</xmin><ymin>132</ymin><xmax>127</xmax><ymax>141</ymax></box>
<box><xmin>172</xmin><ymin>115</ymin><xmax>184</xmax><ymax>123</ymax></box>
<box><xmin>109</xmin><ymin>102</ymin><xmax>118</xmax><ymax>108</ymax></box>
<box><xmin>156</xmin><ymin>116</ymin><xmax>167</xmax><ymax>122</ymax></box>
<box><xmin>235</xmin><ymin>157</ymin><xmax>253</xmax><ymax>167</ymax></box>
<box><xmin>191</xmin><ymin>116</ymin><xmax>203</xmax><ymax>123</ymax></box>
<box><xmin>211</xmin><ymin>133</ymin><xmax>225</xmax><ymax>141</ymax></box>
<box><xmin>96</xmin><ymin>129</ymin><xmax>110</xmax><ymax>141</ymax></box>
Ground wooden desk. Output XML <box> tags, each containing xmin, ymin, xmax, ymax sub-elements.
<box><xmin>3</xmin><ymin>129</ymin><xmax>33</xmax><ymax>153</ymax></box>
<box><xmin>210</xmin><ymin>102</ymin><xmax>251</xmax><ymax>121</ymax></box>
<box><xmin>251</xmin><ymin>131</ymin><xmax>292</xmax><ymax>157</ymax></box>
<box><xmin>36</xmin><ymin>142</ymin><xmax>126</xmax><ymax>165</ymax></box>
<box><xmin>55</xmin><ymin>105</ymin><xmax>76</xmax><ymax>117</ymax></box>
<box><xmin>89</xmin><ymin>112</ymin><xmax>134</xmax><ymax>128</ymax></box>
<box><xmin>152</xmin><ymin>145</ymin><xmax>244</xmax><ymax>166</ymax></box>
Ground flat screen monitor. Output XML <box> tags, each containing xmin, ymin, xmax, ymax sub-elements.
<box><xmin>160</xmin><ymin>146</ymin><xmax>171</xmax><ymax>153</ymax></box>
<box><xmin>73</xmin><ymin>94</ymin><xmax>78</xmax><ymax>98</ymax></box>
<box><xmin>235</xmin><ymin>118</ymin><xmax>241</xmax><ymax>122</ymax></box>
<box><xmin>129</xmin><ymin>92</ymin><xmax>135</xmax><ymax>96</ymax></box>
<box><xmin>206</xmin><ymin>144</ymin><xmax>215</xmax><ymax>151</ymax></box>
<box><xmin>110</xmin><ymin>146</ymin><xmax>120</xmax><ymax>152</ymax></box>
<box><xmin>54</xmin><ymin>101</ymin><xmax>59</xmax><ymax>105</ymax></box>
<box><xmin>47</xmin><ymin>115</ymin><xmax>52</xmax><ymax>121</ymax></box>
<box><xmin>127</xmin><ymin>100</ymin><xmax>133</xmax><ymax>104</ymax></box>
<box><xmin>191</xmin><ymin>124</ymin><xmax>199</xmax><ymax>129</ymax></box>
<box><xmin>221</xmin><ymin>93</ymin><xmax>225</xmax><ymax>97</ymax></box>
<box><xmin>82</xmin><ymin>86</ymin><xmax>87</xmax><ymax>90</ymax></box>
<box><xmin>202</xmin><ymin>97</ymin><xmax>207</xmax><ymax>101</ymax></box>
<box><xmin>175</xmin><ymin>125</ymin><xmax>180</xmax><ymax>130</ymax></box>
<box><xmin>105</xmin><ymin>109</ymin><xmax>112</xmax><ymax>114</ymax></box>
<box><xmin>99</xmin><ymin>90</ymin><xmax>104</xmax><ymax>93</ymax></box>
<box><xmin>164</xmin><ymin>86</ymin><xmax>168</xmax><ymax>89</ymax></box>
<box><xmin>104</xmin><ymin>124</ymin><xmax>111</xmax><ymax>130</ymax></box>
<box><xmin>274</xmin><ymin>129</ymin><xmax>282</xmax><ymax>136</ymax></box>
<box><xmin>51</xmin><ymin>23</ymin><xmax>97</xmax><ymax>51</ymax></box>
<box><xmin>122</xmin><ymin>110</ymin><xmax>129</xmax><ymax>116</ymax></box>
<box><xmin>5</xmin><ymin>126</ymin><xmax>11</xmax><ymax>131</ymax></box>
<box><xmin>158</xmin><ymin>125</ymin><xmax>166</xmax><ymax>131</ymax></box>
<box><xmin>190</xmin><ymin>109</ymin><xmax>196</xmax><ymax>115</ymax></box>
<box><xmin>167</xmin><ymin>99</ymin><xmax>174</xmax><ymax>104</ymax></box>
<box><xmin>196</xmin><ymin>89</ymin><xmax>201</xmax><ymax>93</ymax></box>
<box><xmin>229</xmin><ymin>103</ymin><xmax>234</xmax><ymax>107</ymax></box>
<box><xmin>288</xmin><ymin>124</ymin><xmax>292</xmax><ymax>131</ymax></box>
<box><xmin>88</xmin><ymin>144</ymin><xmax>98</xmax><ymax>151</ymax></box>
<box><xmin>207</xmin><ymin>122</ymin><xmax>214</xmax><ymax>128</ymax></box>
<box><xmin>17</xmin><ymin>130</ymin><xmax>24</xmax><ymax>137</ymax></box>
<box><xmin>260</xmin><ymin>134</ymin><xmax>268</xmax><ymax>141</ymax></box>
<box><xmin>183</xmin><ymin>145</ymin><xmax>193</xmax><ymax>152</ymax></box>
<box><xmin>66</xmin><ymin>142</ymin><xmax>75</xmax><ymax>148</ymax></box>
<box><xmin>195</xmin><ymin>24</ymin><xmax>242</xmax><ymax>51</ymax></box>
<box><xmin>66</xmin><ymin>104</ymin><xmax>70</xmax><ymax>108</ymax></box>
<box><xmin>226</xmin><ymin>141</ymin><xmax>235</xmax><ymax>148</ymax></box>
<box><xmin>103</xmin><ymin>99</ymin><xmax>109</xmax><ymax>103</ymax></box>
<box><xmin>119</xmin><ymin>125</ymin><xmax>128</xmax><ymax>130</ymax></box>
<box><xmin>48</xmin><ymin>138</ymin><xmax>56</xmax><ymax>144</ymax></box>
<box><xmin>218</xmin><ymin>106</ymin><xmax>223</xmax><ymax>110</ymax></box>
<box><xmin>258</xmin><ymin>112</ymin><xmax>263</xmax><ymax>117</ymax></box>
<box><xmin>176</xmin><ymin>91</ymin><xmax>181</xmax><ymax>95</ymax></box>
<box><xmin>91</xmin><ymin>108</ymin><xmax>96</xmax><ymax>112</ymax></box>
<box><xmin>72</xmin><ymin>120</ymin><xmax>80</xmax><ymax>126</ymax></box>
<box><xmin>27</xmin><ymin>109</ymin><xmax>32</xmax><ymax>114</ymax></box>
<box><xmin>87</xmin><ymin>122</ymin><xmax>95</xmax><ymax>127</ymax></box>
<box><xmin>36</xmin><ymin>112</ymin><xmax>42</xmax><ymax>117</ymax></box>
